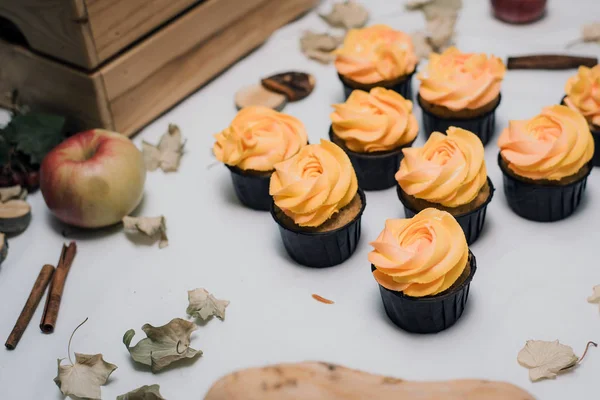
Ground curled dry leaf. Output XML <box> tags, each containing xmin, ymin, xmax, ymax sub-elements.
<box><xmin>142</xmin><ymin>124</ymin><xmax>185</xmax><ymax>173</ymax></box>
<box><xmin>123</xmin><ymin>216</ymin><xmax>168</xmax><ymax>249</ymax></box>
<box><xmin>517</xmin><ymin>340</ymin><xmax>597</xmax><ymax>382</ymax></box>
<box><xmin>300</xmin><ymin>31</ymin><xmax>344</xmax><ymax>64</ymax></box>
<box><xmin>411</xmin><ymin>31</ymin><xmax>434</xmax><ymax>59</ymax></box>
<box><xmin>406</xmin><ymin>0</ymin><xmax>461</xmax><ymax>59</ymax></box>
<box><xmin>406</xmin><ymin>0</ymin><xmax>462</xmax><ymax>20</ymax></box>
<box><xmin>0</xmin><ymin>185</ymin><xmax>26</xmax><ymax>202</ymax></box>
<box><xmin>117</xmin><ymin>384</ymin><xmax>166</xmax><ymax>400</ymax></box>
<box><xmin>588</xmin><ymin>285</ymin><xmax>600</xmax><ymax>311</ymax></box>
<box><xmin>567</xmin><ymin>23</ymin><xmax>600</xmax><ymax>48</ymax></box>
<box><xmin>319</xmin><ymin>1</ymin><xmax>369</xmax><ymax>30</ymax></box>
<box><xmin>54</xmin><ymin>318</ymin><xmax>117</xmax><ymax>399</ymax></box>
<box><xmin>187</xmin><ymin>288</ymin><xmax>230</xmax><ymax>321</ymax></box>
<box><xmin>261</xmin><ymin>72</ymin><xmax>316</xmax><ymax>102</ymax></box>
<box><xmin>426</xmin><ymin>16</ymin><xmax>456</xmax><ymax>50</ymax></box>
<box><xmin>123</xmin><ymin>318</ymin><xmax>201</xmax><ymax>372</ymax></box>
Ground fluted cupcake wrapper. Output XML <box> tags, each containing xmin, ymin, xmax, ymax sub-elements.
<box><xmin>561</xmin><ymin>96</ymin><xmax>600</xmax><ymax>167</ymax></box>
<box><xmin>373</xmin><ymin>250</ymin><xmax>477</xmax><ymax>334</ymax></box>
<box><xmin>338</xmin><ymin>71</ymin><xmax>416</xmax><ymax>101</ymax></box>
<box><xmin>418</xmin><ymin>95</ymin><xmax>501</xmax><ymax>146</ymax></box>
<box><xmin>397</xmin><ymin>178</ymin><xmax>495</xmax><ymax>245</ymax></box>
<box><xmin>226</xmin><ymin>165</ymin><xmax>272</xmax><ymax>211</ymax></box>
<box><xmin>329</xmin><ymin>128</ymin><xmax>414</xmax><ymax>191</ymax></box>
<box><xmin>498</xmin><ymin>154</ymin><xmax>591</xmax><ymax>222</ymax></box>
<box><xmin>271</xmin><ymin>189</ymin><xmax>366</xmax><ymax>268</ymax></box>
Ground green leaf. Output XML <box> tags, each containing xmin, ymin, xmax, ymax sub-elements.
<box><xmin>2</xmin><ymin>113</ymin><xmax>66</xmax><ymax>165</ymax></box>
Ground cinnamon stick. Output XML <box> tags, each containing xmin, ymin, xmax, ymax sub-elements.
<box><xmin>5</xmin><ymin>264</ymin><xmax>55</xmax><ymax>349</ymax></box>
<box><xmin>507</xmin><ymin>54</ymin><xmax>598</xmax><ymax>70</ymax></box>
<box><xmin>40</xmin><ymin>242</ymin><xmax>77</xmax><ymax>334</ymax></box>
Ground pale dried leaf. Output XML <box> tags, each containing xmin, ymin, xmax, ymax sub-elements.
<box><xmin>300</xmin><ymin>31</ymin><xmax>344</xmax><ymax>64</ymax></box>
<box><xmin>411</xmin><ymin>31</ymin><xmax>434</xmax><ymax>59</ymax></box>
<box><xmin>187</xmin><ymin>288</ymin><xmax>230</xmax><ymax>321</ymax></box>
<box><xmin>117</xmin><ymin>384</ymin><xmax>166</xmax><ymax>400</ymax></box>
<box><xmin>426</xmin><ymin>15</ymin><xmax>456</xmax><ymax>50</ymax></box>
<box><xmin>54</xmin><ymin>353</ymin><xmax>117</xmax><ymax>399</ymax></box>
<box><xmin>0</xmin><ymin>185</ymin><xmax>27</xmax><ymax>202</ymax></box>
<box><xmin>582</xmin><ymin>23</ymin><xmax>600</xmax><ymax>43</ymax></box>
<box><xmin>142</xmin><ymin>124</ymin><xmax>185</xmax><ymax>173</ymax></box>
<box><xmin>517</xmin><ymin>340</ymin><xmax>578</xmax><ymax>382</ymax></box>
<box><xmin>406</xmin><ymin>0</ymin><xmax>462</xmax><ymax>20</ymax></box>
<box><xmin>588</xmin><ymin>285</ymin><xmax>600</xmax><ymax>311</ymax></box>
<box><xmin>123</xmin><ymin>216</ymin><xmax>168</xmax><ymax>249</ymax></box>
<box><xmin>123</xmin><ymin>318</ymin><xmax>201</xmax><ymax>373</ymax></box>
<box><xmin>319</xmin><ymin>1</ymin><xmax>369</xmax><ymax>30</ymax></box>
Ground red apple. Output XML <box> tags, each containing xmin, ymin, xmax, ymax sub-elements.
<box><xmin>40</xmin><ymin>129</ymin><xmax>146</xmax><ymax>228</ymax></box>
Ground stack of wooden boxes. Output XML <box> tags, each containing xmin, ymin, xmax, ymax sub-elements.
<box><xmin>0</xmin><ymin>0</ymin><xmax>317</xmax><ymax>136</ymax></box>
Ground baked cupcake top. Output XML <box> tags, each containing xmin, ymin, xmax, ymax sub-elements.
<box><xmin>564</xmin><ymin>65</ymin><xmax>600</xmax><ymax>128</ymax></box>
<box><xmin>213</xmin><ymin>106</ymin><xmax>308</xmax><ymax>171</ymax></box>
<box><xmin>334</xmin><ymin>24</ymin><xmax>418</xmax><ymax>85</ymax></box>
<box><xmin>270</xmin><ymin>139</ymin><xmax>358</xmax><ymax>227</ymax></box>
<box><xmin>498</xmin><ymin>105</ymin><xmax>594</xmax><ymax>180</ymax></box>
<box><xmin>369</xmin><ymin>208</ymin><xmax>468</xmax><ymax>297</ymax></box>
<box><xmin>417</xmin><ymin>47</ymin><xmax>506</xmax><ymax>111</ymax></box>
<box><xmin>396</xmin><ymin>127</ymin><xmax>487</xmax><ymax>207</ymax></box>
<box><xmin>330</xmin><ymin>88</ymin><xmax>418</xmax><ymax>153</ymax></box>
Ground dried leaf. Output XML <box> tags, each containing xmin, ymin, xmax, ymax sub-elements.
<box><xmin>123</xmin><ymin>318</ymin><xmax>201</xmax><ymax>372</ymax></box>
<box><xmin>407</xmin><ymin>0</ymin><xmax>460</xmax><ymax>59</ymax></box>
<box><xmin>406</xmin><ymin>0</ymin><xmax>462</xmax><ymax>20</ymax></box>
<box><xmin>142</xmin><ymin>124</ymin><xmax>185</xmax><ymax>172</ymax></box>
<box><xmin>517</xmin><ymin>340</ymin><xmax>579</xmax><ymax>382</ymax></box>
<box><xmin>300</xmin><ymin>31</ymin><xmax>344</xmax><ymax>64</ymax></box>
<box><xmin>123</xmin><ymin>216</ymin><xmax>168</xmax><ymax>249</ymax></box>
<box><xmin>187</xmin><ymin>288</ymin><xmax>230</xmax><ymax>321</ymax></box>
<box><xmin>319</xmin><ymin>1</ymin><xmax>369</xmax><ymax>30</ymax></box>
<box><xmin>54</xmin><ymin>354</ymin><xmax>117</xmax><ymax>399</ymax></box>
<box><xmin>0</xmin><ymin>185</ymin><xmax>27</xmax><ymax>202</ymax></box>
<box><xmin>588</xmin><ymin>285</ymin><xmax>600</xmax><ymax>311</ymax></box>
<box><xmin>117</xmin><ymin>384</ymin><xmax>166</xmax><ymax>400</ymax></box>
<box><xmin>426</xmin><ymin>15</ymin><xmax>456</xmax><ymax>50</ymax></box>
<box><xmin>582</xmin><ymin>23</ymin><xmax>600</xmax><ymax>43</ymax></box>
<box><xmin>411</xmin><ymin>31</ymin><xmax>434</xmax><ymax>59</ymax></box>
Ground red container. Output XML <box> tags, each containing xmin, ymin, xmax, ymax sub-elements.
<box><xmin>491</xmin><ymin>0</ymin><xmax>547</xmax><ymax>24</ymax></box>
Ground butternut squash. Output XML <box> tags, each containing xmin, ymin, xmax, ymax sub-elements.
<box><xmin>204</xmin><ymin>362</ymin><xmax>535</xmax><ymax>400</ymax></box>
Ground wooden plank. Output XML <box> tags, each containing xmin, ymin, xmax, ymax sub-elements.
<box><xmin>85</xmin><ymin>0</ymin><xmax>199</xmax><ymax>64</ymax></box>
<box><xmin>0</xmin><ymin>38</ymin><xmax>113</xmax><ymax>132</ymax></box>
<box><xmin>0</xmin><ymin>0</ymin><xmax>95</xmax><ymax>68</ymax></box>
<box><xmin>103</xmin><ymin>0</ymin><xmax>317</xmax><ymax>135</ymax></box>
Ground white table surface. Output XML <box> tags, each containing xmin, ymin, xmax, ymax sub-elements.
<box><xmin>1</xmin><ymin>1</ymin><xmax>600</xmax><ymax>398</ymax></box>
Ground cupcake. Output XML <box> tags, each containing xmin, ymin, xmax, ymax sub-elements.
<box><xmin>498</xmin><ymin>105</ymin><xmax>594</xmax><ymax>222</ymax></box>
<box><xmin>329</xmin><ymin>87</ymin><xmax>418</xmax><ymax>190</ymax></box>
<box><xmin>370</xmin><ymin>208</ymin><xmax>477</xmax><ymax>334</ymax></box>
<box><xmin>563</xmin><ymin>65</ymin><xmax>600</xmax><ymax>166</ymax></box>
<box><xmin>334</xmin><ymin>25</ymin><xmax>418</xmax><ymax>100</ymax></box>
<box><xmin>395</xmin><ymin>127</ymin><xmax>493</xmax><ymax>244</ymax></box>
<box><xmin>213</xmin><ymin>106</ymin><xmax>307</xmax><ymax>210</ymax></box>
<box><xmin>417</xmin><ymin>47</ymin><xmax>506</xmax><ymax>145</ymax></box>
<box><xmin>270</xmin><ymin>139</ymin><xmax>366</xmax><ymax>268</ymax></box>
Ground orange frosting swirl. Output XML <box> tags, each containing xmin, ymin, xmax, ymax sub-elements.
<box><xmin>396</xmin><ymin>127</ymin><xmax>487</xmax><ymax>207</ymax></box>
<box><xmin>334</xmin><ymin>24</ymin><xmax>418</xmax><ymax>85</ymax></box>
<box><xmin>498</xmin><ymin>105</ymin><xmax>594</xmax><ymax>180</ymax></box>
<box><xmin>564</xmin><ymin>65</ymin><xmax>600</xmax><ymax>127</ymax></box>
<box><xmin>330</xmin><ymin>88</ymin><xmax>418</xmax><ymax>153</ymax></box>
<box><xmin>213</xmin><ymin>106</ymin><xmax>308</xmax><ymax>171</ymax></box>
<box><xmin>369</xmin><ymin>208</ymin><xmax>469</xmax><ymax>297</ymax></box>
<box><xmin>418</xmin><ymin>47</ymin><xmax>506</xmax><ymax>111</ymax></box>
<box><xmin>270</xmin><ymin>139</ymin><xmax>358</xmax><ymax>227</ymax></box>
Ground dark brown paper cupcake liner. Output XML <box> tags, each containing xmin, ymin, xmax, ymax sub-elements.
<box><xmin>226</xmin><ymin>165</ymin><xmax>272</xmax><ymax>211</ymax></box>
<box><xmin>396</xmin><ymin>178</ymin><xmax>495</xmax><ymax>245</ymax></box>
<box><xmin>373</xmin><ymin>250</ymin><xmax>477</xmax><ymax>334</ymax></box>
<box><xmin>270</xmin><ymin>189</ymin><xmax>366</xmax><ymax>268</ymax></box>
<box><xmin>418</xmin><ymin>94</ymin><xmax>501</xmax><ymax>146</ymax></box>
<box><xmin>338</xmin><ymin>70</ymin><xmax>416</xmax><ymax>100</ymax></box>
<box><xmin>561</xmin><ymin>96</ymin><xmax>600</xmax><ymax>167</ymax></box>
<box><xmin>498</xmin><ymin>153</ymin><xmax>591</xmax><ymax>222</ymax></box>
<box><xmin>329</xmin><ymin>127</ymin><xmax>415</xmax><ymax>191</ymax></box>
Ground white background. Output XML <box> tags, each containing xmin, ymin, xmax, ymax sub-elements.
<box><xmin>1</xmin><ymin>0</ymin><xmax>599</xmax><ymax>398</ymax></box>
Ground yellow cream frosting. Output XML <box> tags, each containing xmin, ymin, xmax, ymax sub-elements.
<box><xmin>396</xmin><ymin>127</ymin><xmax>487</xmax><ymax>207</ymax></box>
<box><xmin>564</xmin><ymin>65</ymin><xmax>600</xmax><ymax>128</ymax></box>
<box><xmin>334</xmin><ymin>24</ymin><xmax>418</xmax><ymax>85</ymax></box>
<box><xmin>418</xmin><ymin>47</ymin><xmax>506</xmax><ymax>111</ymax></box>
<box><xmin>330</xmin><ymin>88</ymin><xmax>418</xmax><ymax>153</ymax></box>
<box><xmin>270</xmin><ymin>139</ymin><xmax>358</xmax><ymax>227</ymax></box>
<box><xmin>498</xmin><ymin>105</ymin><xmax>594</xmax><ymax>180</ymax></box>
<box><xmin>213</xmin><ymin>106</ymin><xmax>308</xmax><ymax>171</ymax></box>
<box><xmin>369</xmin><ymin>208</ymin><xmax>469</xmax><ymax>297</ymax></box>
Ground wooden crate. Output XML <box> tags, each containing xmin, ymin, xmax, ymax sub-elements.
<box><xmin>0</xmin><ymin>0</ymin><xmax>317</xmax><ymax>136</ymax></box>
